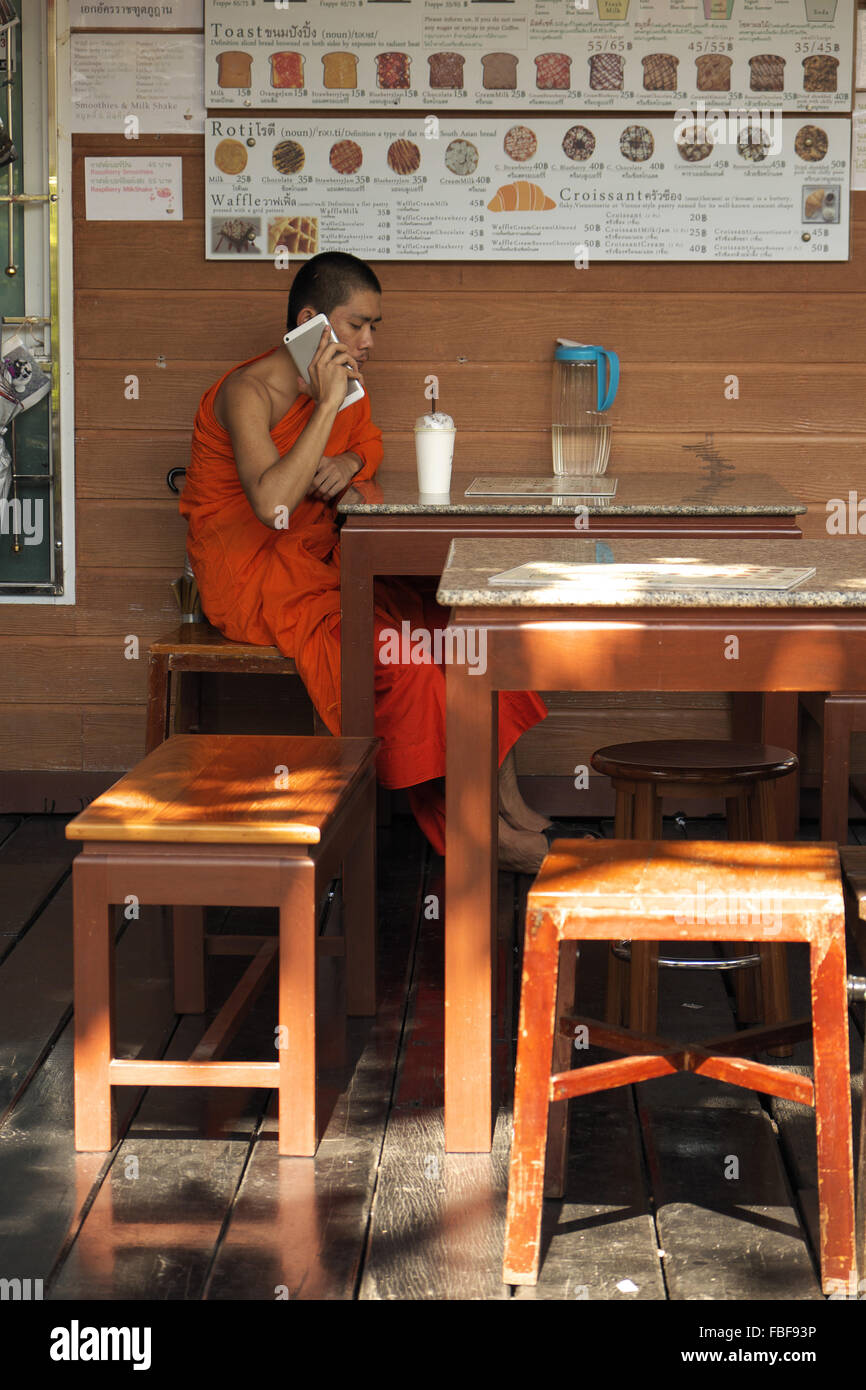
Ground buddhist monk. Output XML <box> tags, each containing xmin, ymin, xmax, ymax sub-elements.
<box><xmin>180</xmin><ymin>251</ymin><xmax>552</xmax><ymax>870</ymax></box>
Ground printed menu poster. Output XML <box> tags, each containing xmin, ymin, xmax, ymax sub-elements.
<box><xmin>205</xmin><ymin>113</ymin><xmax>850</xmax><ymax>260</ymax></box>
<box><xmin>71</xmin><ymin>34</ymin><xmax>205</xmax><ymax>133</ymax></box>
<box><xmin>204</xmin><ymin>0</ymin><xmax>855</xmax><ymax>111</ymax></box>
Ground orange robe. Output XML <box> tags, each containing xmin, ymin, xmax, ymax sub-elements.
<box><xmin>180</xmin><ymin>348</ymin><xmax>547</xmax><ymax>853</ymax></box>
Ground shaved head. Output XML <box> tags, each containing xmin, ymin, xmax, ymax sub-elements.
<box><xmin>287</xmin><ymin>252</ymin><xmax>382</xmax><ymax>331</ymax></box>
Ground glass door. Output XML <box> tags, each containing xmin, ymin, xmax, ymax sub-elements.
<box><xmin>0</xmin><ymin>0</ymin><xmax>62</xmax><ymax>596</ymax></box>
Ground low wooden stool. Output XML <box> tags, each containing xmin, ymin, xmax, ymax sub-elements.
<box><xmin>66</xmin><ymin>733</ymin><xmax>377</xmax><ymax>1157</ymax></box>
<box><xmin>591</xmin><ymin>739</ymin><xmax>797</xmax><ymax>1046</ymax></box>
<box><xmin>146</xmin><ymin>623</ymin><xmax>327</xmax><ymax>754</ymax></box>
<box><xmin>503</xmin><ymin>838</ymin><xmax>856</xmax><ymax>1294</ymax></box>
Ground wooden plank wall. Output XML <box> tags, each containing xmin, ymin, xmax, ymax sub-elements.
<box><xmin>0</xmin><ymin>121</ymin><xmax>864</xmax><ymax>799</ymax></box>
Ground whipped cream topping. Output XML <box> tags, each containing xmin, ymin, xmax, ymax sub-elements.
<box><xmin>415</xmin><ymin>412</ymin><xmax>455</xmax><ymax>430</ymax></box>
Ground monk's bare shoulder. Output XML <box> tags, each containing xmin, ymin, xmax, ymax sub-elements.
<box><xmin>215</xmin><ymin>351</ymin><xmax>298</xmax><ymax>432</ymax></box>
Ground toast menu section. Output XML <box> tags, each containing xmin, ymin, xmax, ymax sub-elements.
<box><xmin>204</xmin><ymin>0</ymin><xmax>855</xmax><ymax>110</ymax></box>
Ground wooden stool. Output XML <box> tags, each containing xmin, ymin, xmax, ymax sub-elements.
<box><xmin>503</xmin><ymin>838</ymin><xmax>856</xmax><ymax>1294</ymax></box>
<box><xmin>146</xmin><ymin>623</ymin><xmax>327</xmax><ymax>754</ymax></box>
<box><xmin>65</xmin><ymin>734</ymin><xmax>377</xmax><ymax>1157</ymax></box>
<box><xmin>590</xmin><ymin>739</ymin><xmax>797</xmax><ymax>1045</ymax></box>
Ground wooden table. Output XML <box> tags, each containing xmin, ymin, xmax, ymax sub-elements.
<box><xmin>338</xmin><ymin>469</ymin><xmax>805</xmax><ymax>741</ymax></box>
<box><xmin>437</xmin><ymin>537</ymin><xmax>866</xmax><ymax>1152</ymax></box>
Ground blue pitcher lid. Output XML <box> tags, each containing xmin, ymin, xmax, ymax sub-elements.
<box><xmin>555</xmin><ymin>339</ymin><xmax>603</xmax><ymax>361</ymax></box>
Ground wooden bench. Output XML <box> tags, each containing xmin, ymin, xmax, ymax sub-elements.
<box><xmin>146</xmin><ymin>623</ymin><xmax>324</xmax><ymax>754</ymax></box>
<box><xmin>504</xmin><ymin>838</ymin><xmax>856</xmax><ymax>1294</ymax></box>
<box><xmin>66</xmin><ymin>733</ymin><xmax>378</xmax><ymax>1157</ymax></box>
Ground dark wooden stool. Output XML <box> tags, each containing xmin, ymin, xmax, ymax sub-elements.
<box><xmin>503</xmin><ymin>838</ymin><xmax>856</xmax><ymax>1294</ymax></box>
<box><xmin>146</xmin><ymin>623</ymin><xmax>327</xmax><ymax>754</ymax></box>
<box><xmin>66</xmin><ymin>734</ymin><xmax>377</xmax><ymax>1157</ymax></box>
<box><xmin>590</xmin><ymin>739</ymin><xmax>797</xmax><ymax>1046</ymax></box>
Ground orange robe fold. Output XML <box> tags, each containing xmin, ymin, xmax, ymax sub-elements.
<box><xmin>180</xmin><ymin>348</ymin><xmax>547</xmax><ymax>853</ymax></box>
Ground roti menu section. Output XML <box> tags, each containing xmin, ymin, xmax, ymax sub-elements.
<box><xmin>204</xmin><ymin>0</ymin><xmax>855</xmax><ymax>111</ymax></box>
<box><xmin>205</xmin><ymin>114</ymin><xmax>851</xmax><ymax>260</ymax></box>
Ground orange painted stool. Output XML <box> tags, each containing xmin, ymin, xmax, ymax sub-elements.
<box><xmin>66</xmin><ymin>734</ymin><xmax>378</xmax><ymax>1157</ymax></box>
<box><xmin>503</xmin><ymin>838</ymin><xmax>856</xmax><ymax>1294</ymax></box>
<box><xmin>591</xmin><ymin>739</ymin><xmax>797</xmax><ymax>1049</ymax></box>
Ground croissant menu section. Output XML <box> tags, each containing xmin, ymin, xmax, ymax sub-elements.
<box><xmin>204</xmin><ymin>0</ymin><xmax>855</xmax><ymax>111</ymax></box>
<box><xmin>205</xmin><ymin>114</ymin><xmax>850</xmax><ymax>260</ymax></box>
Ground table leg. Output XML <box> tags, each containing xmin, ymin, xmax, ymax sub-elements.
<box><xmin>445</xmin><ymin>661</ymin><xmax>497</xmax><ymax>1152</ymax></box>
<box><xmin>340</xmin><ymin>533</ymin><xmax>375</xmax><ymax>739</ymax></box>
<box><xmin>278</xmin><ymin>860</ymin><xmax>318</xmax><ymax>1157</ymax></box>
<box><xmin>760</xmin><ymin>693</ymin><xmax>800</xmax><ymax>840</ymax></box>
<box><xmin>343</xmin><ymin>772</ymin><xmax>377</xmax><ymax>1017</ymax></box>
<box><xmin>73</xmin><ymin>856</ymin><xmax>115</xmax><ymax>1151</ymax></box>
<box><xmin>810</xmin><ymin>929</ymin><xmax>856</xmax><ymax>1293</ymax></box>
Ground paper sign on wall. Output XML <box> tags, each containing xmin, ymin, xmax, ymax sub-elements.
<box><xmin>71</xmin><ymin>0</ymin><xmax>202</xmax><ymax>26</ymax></box>
<box><xmin>84</xmin><ymin>156</ymin><xmax>183</xmax><ymax>219</ymax></box>
<box><xmin>71</xmin><ymin>34</ymin><xmax>204</xmax><ymax>132</ymax></box>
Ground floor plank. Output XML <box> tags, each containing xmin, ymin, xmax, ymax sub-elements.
<box><xmin>204</xmin><ymin>821</ymin><xmax>428</xmax><ymax>1300</ymax></box>
<box><xmin>0</xmin><ymin>815</ymin><xmax>77</xmax><ymax>955</ymax></box>
<box><xmin>0</xmin><ymin>904</ymin><xmax>177</xmax><ymax>1285</ymax></box>
<box><xmin>637</xmin><ymin>947</ymin><xmax>821</xmax><ymax>1301</ymax></box>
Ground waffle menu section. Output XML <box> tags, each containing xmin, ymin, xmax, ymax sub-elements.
<box><xmin>204</xmin><ymin>0</ymin><xmax>855</xmax><ymax>112</ymax></box>
<box><xmin>204</xmin><ymin>114</ymin><xmax>851</xmax><ymax>260</ymax></box>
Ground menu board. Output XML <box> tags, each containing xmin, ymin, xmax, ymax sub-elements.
<box><xmin>204</xmin><ymin>0</ymin><xmax>855</xmax><ymax>112</ymax></box>
<box><xmin>204</xmin><ymin>114</ymin><xmax>850</xmax><ymax>260</ymax></box>
<box><xmin>70</xmin><ymin>34</ymin><xmax>205</xmax><ymax>133</ymax></box>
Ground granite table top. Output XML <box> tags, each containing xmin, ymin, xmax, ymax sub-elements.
<box><xmin>436</xmin><ymin>538</ymin><xmax>866</xmax><ymax>609</ymax></box>
<box><xmin>338</xmin><ymin>470</ymin><xmax>806</xmax><ymax>518</ymax></box>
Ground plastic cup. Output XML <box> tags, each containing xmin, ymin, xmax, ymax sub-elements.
<box><xmin>415</xmin><ymin>427</ymin><xmax>455</xmax><ymax>494</ymax></box>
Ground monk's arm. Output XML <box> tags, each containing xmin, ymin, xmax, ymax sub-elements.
<box><xmin>221</xmin><ymin>373</ymin><xmax>342</xmax><ymax>525</ymax></box>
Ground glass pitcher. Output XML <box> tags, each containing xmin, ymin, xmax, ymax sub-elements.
<box><xmin>551</xmin><ymin>342</ymin><xmax>619</xmax><ymax>475</ymax></box>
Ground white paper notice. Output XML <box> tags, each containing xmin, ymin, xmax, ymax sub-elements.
<box><xmin>853</xmin><ymin>95</ymin><xmax>866</xmax><ymax>190</ymax></box>
<box><xmin>71</xmin><ymin>35</ymin><xmax>204</xmax><ymax>133</ymax></box>
<box><xmin>858</xmin><ymin>9</ymin><xmax>866</xmax><ymax>88</ymax></box>
<box><xmin>85</xmin><ymin>156</ymin><xmax>183</xmax><ymax>220</ymax></box>
<box><xmin>71</xmin><ymin>0</ymin><xmax>202</xmax><ymax>26</ymax></box>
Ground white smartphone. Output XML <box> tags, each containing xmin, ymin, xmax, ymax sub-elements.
<box><xmin>283</xmin><ymin>312</ymin><xmax>365</xmax><ymax>413</ymax></box>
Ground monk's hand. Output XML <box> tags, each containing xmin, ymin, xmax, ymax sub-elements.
<box><xmin>308</xmin><ymin>454</ymin><xmax>359</xmax><ymax>502</ymax></box>
<box><xmin>302</xmin><ymin>326</ymin><xmax>361</xmax><ymax>412</ymax></box>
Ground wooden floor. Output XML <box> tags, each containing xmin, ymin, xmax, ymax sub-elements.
<box><xmin>0</xmin><ymin>807</ymin><xmax>863</xmax><ymax>1302</ymax></box>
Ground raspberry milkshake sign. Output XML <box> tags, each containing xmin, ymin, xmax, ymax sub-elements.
<box><xmin>204</xmin><ymin>0</ymin><xmax>855</xmax><ymax>111</ymax></box>
<box><xmin>204</xmin><ymin>114</ymin><xmax>850</xmax><ymax>261</ymax></box>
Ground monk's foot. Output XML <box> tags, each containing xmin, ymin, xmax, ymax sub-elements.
<box><xmin>498</xmin><ymin>816</ymin><xmax>547</xmax><ymax>875</ymax></box>
<box><xmin>498</xmin><ymin>750</ymin><xmax>552</xmax><ymax>834</ymax></box>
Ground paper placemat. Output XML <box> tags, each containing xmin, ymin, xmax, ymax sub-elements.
<box><xmin>466</xmin><ymin>475</ymin><xmax>618</xmax><ymax>498</ymax></box>
<box><xmin>487</xmin><ymin>561</ymin><xmax>816</xmax><ymax>591</ymax></box>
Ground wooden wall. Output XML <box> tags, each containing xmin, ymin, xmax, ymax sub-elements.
<box><xmin>0</xmin><ymin>124</ymin><xmax>864</xmax><ymax>806</ymax></box>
